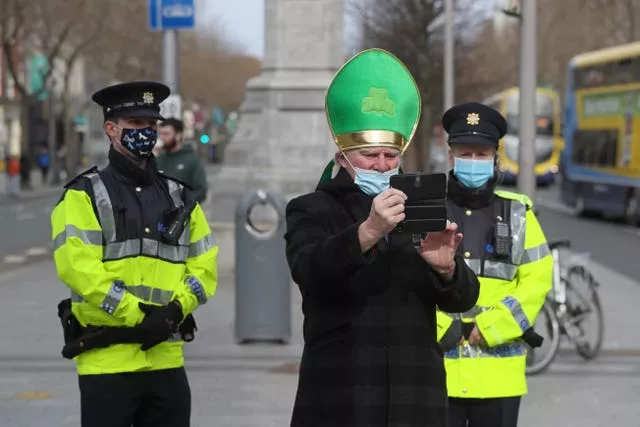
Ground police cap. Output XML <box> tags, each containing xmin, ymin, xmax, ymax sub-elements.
<box><xmin>91</xmin><ymin>81</ymin><xmax>170</xmax><ymax>121</ymax></box>
<box><xmin>441</xmin><ymin>102</ymin><xmax>507</xmax><ymax>147</ymax></box>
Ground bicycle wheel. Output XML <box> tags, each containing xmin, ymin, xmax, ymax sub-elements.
<box><xmin>525</xmin><ymin>300</ymin><xmax>561</xmax><ymax>376</ymax></box>
<box><xmin>565</xmin><ymin>266</ymin><xmax>604</xmax><ymax>360</ymax></box>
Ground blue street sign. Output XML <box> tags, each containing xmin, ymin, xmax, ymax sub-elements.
<box><xmin>149</xmin><ymin>0</ymin><xmax>195</xmax><ymax>31</ymax></box>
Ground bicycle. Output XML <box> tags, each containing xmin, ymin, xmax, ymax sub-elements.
<box><xmin>525</xmin><ymin>239</ymin><xmax>604</xmax><ymax>375</ymax></box>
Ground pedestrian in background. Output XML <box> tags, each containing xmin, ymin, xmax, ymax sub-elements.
<box><xmin>156</xmin><ymin>118</ymin><xmax>208</xmax><ymax>203</ymax></box>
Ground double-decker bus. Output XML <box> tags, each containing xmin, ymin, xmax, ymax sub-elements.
<box><xmin>560</xmin><ymin>41</ymin><xmax>640</xmax><ymax>224</ymax></box>
<box><xmin>483</xmin><ymin>87</ymin><xmax>564</xmax><ymax>185</ymax></box>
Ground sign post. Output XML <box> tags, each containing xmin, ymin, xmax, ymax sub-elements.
<box><xmin>149</xmin><ymin>0</ymin><xmax>195</xmax><ymax>120</ymax></box>
<box><xmin>159</xmin><ymin>94</ymin><xmax>182</xmax><ymax>120</ymax></box>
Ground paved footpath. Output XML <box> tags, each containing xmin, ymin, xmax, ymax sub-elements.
<box><xmin>0</xmin><ymin>229</ymin><xmax>639</xmax><ymax>425</ymax></box>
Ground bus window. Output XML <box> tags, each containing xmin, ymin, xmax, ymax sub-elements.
<box><xmin>506</xmin><ymin>92</ymin><xmax>519</xmax><ymax>116</ymax></box>
<box><xmin>572</xmin><ymin>129</ymin><xmax>618</xmax><ymax>168</ymax></box>
<box><xmin>536</xmin><ymin>94</ymin><xmax>554</xmax><ymax>116</ymax></box>
<box><xmin>504</xmin><ymin>92</ymin><xmax>555</xmax><ymax>136</ymax></box>
<box><xmin>505</xmin><ymin>114</ymin><xmax>519</xmax><ymax>135</ymax></box>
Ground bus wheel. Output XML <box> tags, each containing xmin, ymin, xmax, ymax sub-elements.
<box><xmin>624</xmin><ymin>195</ymin><xmax>639</xmax><ymax>227</ymax></box>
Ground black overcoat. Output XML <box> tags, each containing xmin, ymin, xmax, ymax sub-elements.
<box><xmin>284</xmin><ymin>169</ymin><xmax>481</xmax><ymax>427</ymax></box>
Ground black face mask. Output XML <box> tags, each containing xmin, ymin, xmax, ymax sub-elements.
<box><xmin>120</xmin><ymin>127</ymin><xmax>158</xmax><ymax>158</ymax></box>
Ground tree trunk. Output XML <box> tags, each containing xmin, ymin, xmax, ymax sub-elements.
<box><xmin>19</xmin><ymin>100</ymin><xmax>31</xmax><ymax>188</ymax></box>
<box><xmin>63</xmin><ymin>107</ymin><xmax>78</xmax><ymax>178</ymax></box>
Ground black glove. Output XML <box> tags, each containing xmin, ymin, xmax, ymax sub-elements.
<box><xmin>138</xmin><ymin>301</ymin><xmax>183</xmax><ymax>351</ymax></box>
<box><xmin>522</xmin><ymin>328</ymin><xmax>544</xmax><ymax>348</ymax></box>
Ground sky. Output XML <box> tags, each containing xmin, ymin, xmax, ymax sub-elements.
<box><xmin>200</xmin><ymin>0</ymin><xmax>361</xmax><ymax>59</ymax></box>
<box><xmin>202</xmin><ymin>0</ymin><xmax>265</xmax><ymax>58</ymax></box>
<box><xmin>199</xmin><ymin>0</ymin><xmax>497</xmax><ymax>59</ymax></box>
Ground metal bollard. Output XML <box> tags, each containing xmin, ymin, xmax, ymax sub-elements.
<box><xmin>234</xmin><ymin>189</ymin><xmax>291</xmax><ymax>344</ymax></box>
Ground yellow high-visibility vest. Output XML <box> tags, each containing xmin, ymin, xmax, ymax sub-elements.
<box><xmin>437</xmin><ymin>190</ymin><xmax>552</xmax><ymax>398</ymax></box>
<box><xmin>51</xmin><ymin>168</ymin><xmax>218</xmax><ymax>375</ymax></box>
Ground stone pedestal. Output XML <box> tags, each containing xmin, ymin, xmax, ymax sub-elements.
<box><xmin>213</xmin><ymin>0</ymin><xmax>345</xmax><ymax>197</ymax></box>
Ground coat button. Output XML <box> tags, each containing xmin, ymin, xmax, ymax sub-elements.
<box><xmin>466</xmin><ymin>210</ymin><xmax>472</xmax><ymax>216</ymax></box>
<box><xmin>464</xmin><ymin>251</ymin><xmax>471</xmax><ymax>258</ymax></box>
<box><xmin>135</xmin><ymin>186</ymin><xmax>142</xmax><ymax>192</ymax></box>
<box><xmin>462</xmin><ymin>388</ymin><xmax>468</xmax><ymax>394</ymax></box>
<box><xmin>144</xmin><ymin>227</ymin><xmax>150</xmax><ymax>234</ymax></box>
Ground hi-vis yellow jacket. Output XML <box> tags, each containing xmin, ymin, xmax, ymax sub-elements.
<box><xmin>437</xmin><ymin>190</ymin><xmax>552</xmax><ymax>398</ymax></box>
<box><xmin>51</xmin><ymin>165</ymin><xmax>218</xmax><ymax>375</ymax></box>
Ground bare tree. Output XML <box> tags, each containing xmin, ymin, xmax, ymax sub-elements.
<box><xmin>83</xmin><ymin>0</ymin><xmax>164</xmax><ymax>83</ymax></box>
<box><xmin>349</xmin><ymin>0</ymin><xmax>486</xmax><ymax>171</ymax></box>
<box><xmin>454</xmin><ymin>0</ymin><xmax>640</xmax><ymax>111</ymax></box>
<box><xmin>0</xmin><ymin>0</ymin><xmax>116</xmax><ymax>182</ymax></box>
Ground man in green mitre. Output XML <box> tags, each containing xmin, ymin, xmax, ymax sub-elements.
<box><xmin>284</xmin><ymin>48</ymin><xmax>480</xmax><ymax>427</ymax></box>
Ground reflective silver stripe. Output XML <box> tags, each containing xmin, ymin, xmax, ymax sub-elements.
<box><xmin>449</xmin><ymin>297</ymin><xmax>531</xmax><ymax>332</ymax></box>
<box><xmin>72</xmin><ymin>283</ymin><xmax>173</xmax><ymax>305</ymax></box>
<box><xmin>86</xmin><ymin>173</ymin><xmax>116</xmax><ymax>243</ymax></box>
<box><xmin>185</xmin><ymin>275</ymin><xmax>207</xmax><ymax>305</ymax></box>
<box><xmin>459</xmin><ymin>305</ymin><xmax>492</xmax><ymax>319</ymax></box>
<box><xmin>99</xmin><ymin>280</ymin><xmax>127</xmax><ymax>314</ymax></box>
<box><xmin>510</xmin><ymin>200</ymin><xmax>527</xmax><ymax>264</ymax></box>
<box><xmin>142</xmin><ymin>238</ymin><xmax>189</xmax><ymax>262</ymax></box>
<box><xmin>463</xmin><ymin>258</ymin><xmax>517</xmax><ymax>281</ymax></box>
<box><xmin>53</xmin><ymin>225</ymin><xmax>103</xmax><ymax>250</ymax></box>
<box><xmin>521</xmin><ymin>242</ymin><xmax>551</xmax><ymax>264</ymax></box>
<box><xmin>484</xmin><ymin>260</ymin><xmax>517</xmax><ymax>281</ymax></box>
<box><xmin>444</xmin><ymin>341</ymin><xmax>527</xmax><ymax>359</ymax></box>
<box><xmin>501</xmin><ymin>295</ymin><xmax>531</xmax><ymax>332</ymax></box>
<box><xmin>188</xmin><ymin>233</ymin><xmax>216</xmax><ymax>258</ymax></box>
<box><xmin>104</xmin><ymin>240</ymin><xmax>140</xmax><ymax>260</ymax></box>
<box><xmin>464</xmin><ymin>258</ymin><xmax>481</xmax><ymax>274</ymax></box>
<box><xmin>103</xmin><ymin>238</ymin><xmax>188</xmax><ymax>263</ymax></box>
<box><xmin>127</xmin><ymin>285</ymin><xmax>173</xmax><ymax>305</ymax></box>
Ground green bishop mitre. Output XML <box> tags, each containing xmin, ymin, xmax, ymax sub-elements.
<box><xmin>325</xmin><ymin>48</ymin><xmax>421</xmax><ymax>153</ymax></box>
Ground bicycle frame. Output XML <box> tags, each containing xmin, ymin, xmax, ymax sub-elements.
<box><xmin>549</xmin><ymin>248</ymin><xmax>591</xmax><ymax>306</ymax></box>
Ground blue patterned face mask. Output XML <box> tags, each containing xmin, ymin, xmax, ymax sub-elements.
<box><xmin>120</xmin><ymin>126</ymin><xmax>158</xmax><ymax>158</ymax></box>
<box><xmin>453</xmin><ymin>157</ymin><xmax>495</xmax><ymax>189</ymax></box>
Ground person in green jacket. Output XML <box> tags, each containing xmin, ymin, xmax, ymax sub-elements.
<box><xmin>156</xmin><ymin>117</ymin><xmax>208</xmax><ymax>203</ymax></box>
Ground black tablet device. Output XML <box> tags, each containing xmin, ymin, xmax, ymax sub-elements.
<box><xmin>390</xmin><ymin>173</ymin><xmax>448</xmax><ymax>233</ymax></box>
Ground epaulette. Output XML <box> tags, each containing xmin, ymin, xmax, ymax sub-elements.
<box><xmin>63</xmin><ymin>165</ymin><xmax>99</xmax><ymax>189</ymax></box>
<box><xmin>494</xmin><ymin>189</ymin><xmax>533</xmax><ymax>209</ymax></box>
<box><xmin>156</xmin><ymin>170</ymin><xmax>193</xmax><ymax>190</ymax></box>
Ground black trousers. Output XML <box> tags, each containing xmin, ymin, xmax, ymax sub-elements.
<box><xmin>447</xmin><ymin>396</ymin><xmax>521</xmax><ymax>427</ymax></box>
<box><xmin>79</xmin><ymin>367</ymin><xmax>191</xmax><ymax>427</ymax></box>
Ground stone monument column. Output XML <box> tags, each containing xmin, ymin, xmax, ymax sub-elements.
<box><xmin>214</xmin><ymin>0</ymin><xmax>345</xmax><ymax>197</ymax></box>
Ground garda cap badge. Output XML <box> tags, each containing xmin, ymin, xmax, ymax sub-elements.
<box><xmin>142</xmin><ymin>92</ymin><xmax>155</xmax><ymax>104</ymax></box>
<box><xmin>466</xmin><ymin>112</ymin><xmax>480</xmax><ymax>126</ymax></box>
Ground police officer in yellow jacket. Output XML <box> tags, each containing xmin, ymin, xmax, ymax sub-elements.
<box><xmin>436</xmin><ymin>103</ymin><xmax>552</xmax><ymax>427</ymax></box>
<box><xmin>51</xmin><ymin>81</ymin><xmax>218</xmax><ymax>427</ymax></box>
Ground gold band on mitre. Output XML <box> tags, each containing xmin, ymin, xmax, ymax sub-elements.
<box><xmin>334</xmin><ymin>130</ymin><xmax>408</xmax><ymax>152</ymax></box>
